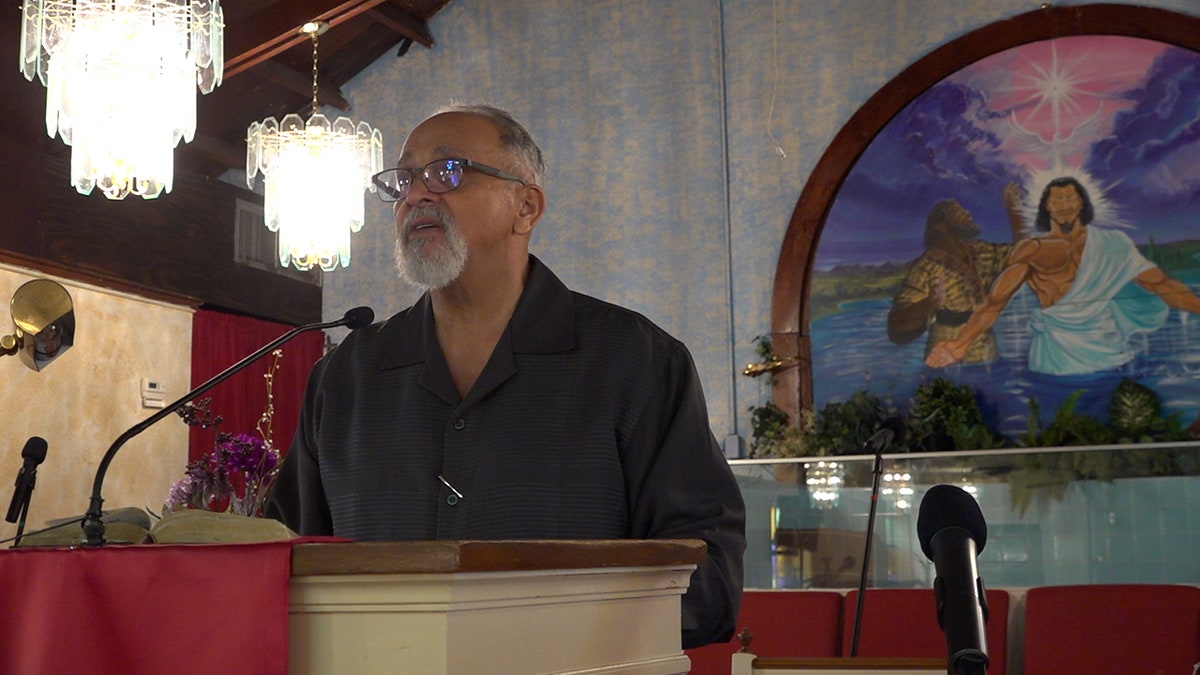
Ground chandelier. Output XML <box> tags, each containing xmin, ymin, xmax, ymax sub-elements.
<box><xmin>19</xmin><ymin>0</ymin><xmax>224</xmax><ymax>199</ymax></box>
<box><xmin>804</xmin><ymin>460</ymin><xmax>844</xmax><ymax>510</ymax></box>
<box><xmin>881</xmin><ymin>466</ymin><xmax>914</xmax><ymax>511</ymax></box>
<box><xmin>245</xmin><ymin>20</ymin><xmax>382</xmax><ymax>272</ymax></box>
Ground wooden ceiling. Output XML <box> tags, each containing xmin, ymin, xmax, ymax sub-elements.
<box><xmin>180</xmin><ymin>0</ymin><xmax>453</xmax><ymax>177</ymax></box>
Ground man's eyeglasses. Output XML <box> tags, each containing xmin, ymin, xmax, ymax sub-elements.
<box><xmin>371</xmin><ymin>158</ymin><xmax>527</xmax><ymax>203</ymax></box>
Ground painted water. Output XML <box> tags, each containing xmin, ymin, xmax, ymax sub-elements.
<box><xmin>810</xmin><ymin>273</ymin><xmax>1200</xmax><ymax>441</ymax></box>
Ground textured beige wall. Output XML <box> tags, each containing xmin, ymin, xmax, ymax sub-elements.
<box><xmin>0</xmin><ymin>264</ymin><xmax>191</xmax><ymax>543</ymax></box>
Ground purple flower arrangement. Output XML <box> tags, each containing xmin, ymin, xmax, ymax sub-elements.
<box><xmin>163</xmin><ymin>350</ymin><xmax>284</xmax><ymax>517</ymax></box>
<box><xmin>164</xmin><ymin>431</ymin><xmax>280</xmax><ymax>516</ymax></box>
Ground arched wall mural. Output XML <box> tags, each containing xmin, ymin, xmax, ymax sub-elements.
<box><xmin>771</xmin><ymin>4</ymin><xmax>1200</xmax><ymax>442</ymax></box>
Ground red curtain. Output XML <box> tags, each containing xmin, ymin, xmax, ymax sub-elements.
<box><xmin>188</xmin><ymin>309</ymin><xmax>325</xmax><ymax>462</ymax></box>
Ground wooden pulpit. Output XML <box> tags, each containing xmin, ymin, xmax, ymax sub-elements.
<box><xmin>288</xmin><ymin>539</ymin><xmax>706</xmax><ymax>674</ymax></box>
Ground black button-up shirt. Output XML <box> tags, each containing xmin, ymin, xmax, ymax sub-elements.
<box><xmin>267</xmin><ymin>256</ymin><xmax>745</xmax><ymax>647</ymax></box>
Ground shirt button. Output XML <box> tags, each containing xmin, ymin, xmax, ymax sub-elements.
<box><xmin>453</xmin><ymin>418</ymin><xmax>466</xmax><ymax>430</ymax></box>
<box><xmin>446</xmin><ymin>494</ymin><xmax>459</xmax><ymax>506</ymax></box>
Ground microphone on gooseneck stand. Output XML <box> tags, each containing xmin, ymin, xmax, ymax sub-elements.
<box><xmin>81</xmin><ymin>306</ymin><xmax>375</xmax><ymax>546</ymax></box>
<box><xmin>6</xmin><ymin>436</ymin><xmax>48</xmax><ymax>547</ymax></box>
<box><xmin>848</xmin><ymin>416</ymin><xmax>906</xmax><ymax>657</ymax></box>
<box><xmin>917</xmin><ymin>484</ymin><xmax>990</xmax><ymax>675</ymax></box>
<box><xmin>862</xmin><ymin>416</ymin><xmax>905</xmax><ymax>455</ymax></box>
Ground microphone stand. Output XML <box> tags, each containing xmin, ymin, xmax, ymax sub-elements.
<box><xmin>81</xmin><ymin>310</ymin><xmax>369</xmax><ymax>546</ymax></box>
<box><xmin>0</xmin><ymin>515</ymin><xmax>83</xmax><ymax>547</ymax></box>
<box><xmin>848</xmin><ymin>440</ymin><xmax>886</xmax><ymax>657</ymax></box>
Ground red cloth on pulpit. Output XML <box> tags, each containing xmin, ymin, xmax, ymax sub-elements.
<box><xmin>0</xmin><ymin>542</ymin><xmax>292</xmax><ymax>674</ymax></box>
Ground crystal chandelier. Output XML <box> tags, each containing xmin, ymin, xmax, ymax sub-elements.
<box><xmin>881</xmin><ymin>466</ymin><xmax>914</xmax><ymax>511</ymax></box>
<box><xmin>19</xmin><ymin>0</ymin><xmax>224</xmax><ymax>199</ymax></box>
<box><xmin>804</xmin><ymin>460</ymin><xmax>844</xmax><ymax>510</ymax></box>
<box><xmin>245</xmin><ymin>21</ymin><xmax>382</xmax><ymax>272</ymax></box>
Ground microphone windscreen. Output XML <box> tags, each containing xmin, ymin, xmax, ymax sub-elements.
<box><xmin>20</xmin><ymin>437</ymin><xmax>48</xmax><ymax>464</ymax></box>
<box><xmin>341</xmin><ymin>306</ymin><xmax>375</xmax><ymax>330</ymax></box>
<box><xmin>917</xmin><ymin>484</ymin><xmax>986</xmax><ymax>559</ymax></box>
<box><xmin>879</xmin><ymin>416</ymin><xmax>907</xmax><ymax>445</ymax></box>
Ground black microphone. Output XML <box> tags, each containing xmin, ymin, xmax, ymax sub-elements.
<box><xmin>917</xmin><ymin>484</ymin><xmax>989</xmax><ymax>675</ymax></box>
<box><xmin>862</xmin><ymin>416</ymin><xmax>906</xmax><ymax>454</ymax></box>
<box><xmin>81</xmin><ymin>306</ymin><xmax>374</xmax><ymax>546</ymax></box>
<box><xmin>339</xmin><ymin>306</ymin><xmax>376</xmax><ymax>330</ymax></box>
<box><xmin>6</xmin><ymin>437</ymin><xmax>48</xmax><ymax>523</ymax></box>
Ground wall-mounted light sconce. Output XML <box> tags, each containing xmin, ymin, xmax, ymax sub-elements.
<box><xmin>742</xmin><ymin>354</ymin><xmax>801</xmax><ymax>378</ymax></box>
<box><xmin>1</xmin><ymin>279</ymin><xmax>75</xmax><ymax>371</ymax></box>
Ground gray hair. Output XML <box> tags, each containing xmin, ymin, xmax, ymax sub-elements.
<box><xmin>436</xmin><ymin>103</ymin><xmax>545</xmax><ymax>185</ymax></box>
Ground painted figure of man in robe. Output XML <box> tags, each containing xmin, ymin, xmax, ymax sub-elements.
<box><xmin>888</xmin><ymin>183</ymin><xmax>1025</xmax><ymax>364</ymax></box>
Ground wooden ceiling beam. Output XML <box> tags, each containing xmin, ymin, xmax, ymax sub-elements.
<box><xmin>250</xmin><ymin>60</ymin><xmax>351</xmax><ymax>111</ymax></box>
<box><xmin>223</xmin><ymin>0</ymin><xmax>392</xmax><ymax>79</ymax></box>
<box><xmin>368</xmin><ymin>3</ymin><xmax>435</xmax><ymax>48</ymax></box>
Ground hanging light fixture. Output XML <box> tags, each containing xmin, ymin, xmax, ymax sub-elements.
<box><xmin>245</xmin><ymin>20</ymin><xmax>382</xmax><ymax>272</ymax></box>
<box><xmin>19</xmin><ymin>0</ymin><xmax>224</xmax><ymax>199</ymax></box>
<box><xmin>881</xmin><ymin>466</ymin><xmax>914</xmax><ymax>511</ymax></box>
<box><xmin>804</xmin><ymin>460</ymin><xmax>844</xmax><ymax>510</ymax></box>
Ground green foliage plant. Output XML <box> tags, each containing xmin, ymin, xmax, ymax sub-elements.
<box><xmin>1107</xmin><ymin>378</ymin><xmax>1192</xmax><ymax>444</ymax></box>
<box><xmin>908</xmin><ymin>378</ymin><xmax>1004</xmax><ymax>452</ymax></box>
<box><xmin>809</xmin><ymin>389</ymin><xmax>894</xmax><ymax>456</ymax></box>
<box><xmin>1009</xmin><ymin>385</ymin><xmax>1197</xmax><ymax>515</ymax></box>
<box><xmin>748</xmin><ymin>400</ymin><xmax>789</xmax><ymax>457</ymax></box>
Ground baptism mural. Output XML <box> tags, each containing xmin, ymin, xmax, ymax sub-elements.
<box><xmin>810</xmin><ymin>35</ymin><xmax>1200</xmax><ymax>441</ymax></box>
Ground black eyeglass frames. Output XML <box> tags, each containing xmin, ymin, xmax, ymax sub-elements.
<box><xmin>371</xmin><ymin>158</ymin><xmax>527</xmax><ymax>203</ymax></box>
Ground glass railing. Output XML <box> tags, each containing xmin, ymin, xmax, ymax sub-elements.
<box><xmin>730</xmin><ymin>442</ymin><xmax>1200</xmax><ymax>590</ymax></box>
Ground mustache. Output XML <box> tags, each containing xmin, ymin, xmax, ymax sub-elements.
<box><xmin>402</xmin><ymin>205</ymin><xmax>451</xmax><ymax>231</ymax></box>
<box><xmin>1050</xmin><ymin>215</ymin><xmax>1076</xmax><ymax>234</ymax></box>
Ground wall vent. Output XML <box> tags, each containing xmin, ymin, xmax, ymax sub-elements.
<box><xmin>233</xmin><ymin>199</ymin><xmax>321</xmax><ymax>286</ymax></box>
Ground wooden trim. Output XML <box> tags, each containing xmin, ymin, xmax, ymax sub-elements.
<box><xmin>0</xmin><ymin>250</ymin><xmax>201</xmax><ymax>310</ymax></box>
<box><xmin>749</xmin><ymin>657</ymin><xmax>945</xmax><ymax>670</ymax></box>
<box><xmin>290</xmin><ymin>539</ymin><xmax>707</xmax><ymax>576</ymax></box>
<box><xmin>770</xmin><ymin>4</ymin><xmax>1200</xmax><ymax>422</ymax></box>
<box><xmin>223</xmin><ymin>0</ymin><xmax>391</xmax><ymax>78</ymax></box>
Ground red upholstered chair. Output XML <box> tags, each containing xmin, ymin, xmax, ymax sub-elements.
<box><xmin>1022</xmin><ymin>584</ymin><xmax>1200</xmax><ymax>675</ymax></box>
<box><xmin>685</xmin><ymin>590</ymin><xmax>843</xmax><ymax>675</ymax></box>
<box><xmin>840</xmin><ymin>588</ymin><xmax>1009</xmax><ymax>674</ymax></box>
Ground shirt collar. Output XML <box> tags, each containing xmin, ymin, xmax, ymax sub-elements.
<box><xmin>377</xmin><ymin>254</ymin><xmax>576</xmax><ymax>370</ymax></box>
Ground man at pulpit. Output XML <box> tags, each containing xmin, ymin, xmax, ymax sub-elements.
<box><xmin>266</xmin><ymin>104</ymin><xmax>746</xmax><ymax>649</ymax></box>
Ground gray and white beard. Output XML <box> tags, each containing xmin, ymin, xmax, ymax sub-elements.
<box><xmin>394</xmin><ymin>206</ymin><xmax>468</xmax><ymax>290</ymax></box>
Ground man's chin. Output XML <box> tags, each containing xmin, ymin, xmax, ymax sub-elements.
<box><xmin>394</xmin><ymin>235</ymin><xmax>467</xmax><ymax>288</ymax></box>
<box><xmin>396</xmin><ymin>254</ymin><xmax>464</xmax><ymax>289</ymax></box>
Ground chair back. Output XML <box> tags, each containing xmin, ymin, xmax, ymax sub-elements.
<box><xmin>1023</xmin><ymin>584</ymin><xmax>1200</xmax><ymax>675</ymax></box>
<box><xmin>841</xmin><ymin>587</ymin><xmax>1010</xmax><ymax>674</ymax></box>
<box><xmin>686</xmin><ymin>590</ymin><xmax>843</xmax><ymax>675</ymax></box>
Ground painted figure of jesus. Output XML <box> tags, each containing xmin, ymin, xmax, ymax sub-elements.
<box><xmin>926</xmin><ymin>176</ymin><xmax>1200</xmax><ymax>375</ymax></box>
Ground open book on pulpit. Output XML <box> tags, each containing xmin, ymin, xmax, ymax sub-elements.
<box><xmin>17</xmin><ymin>507</ymin><xmax>296</xmax><ymax>546</ymax></box>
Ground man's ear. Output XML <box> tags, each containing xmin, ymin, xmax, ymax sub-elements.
<box><xmin>514</xmin><ymin>184</ymin><xmax>546</xmax><ymax>235</ymax></box>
